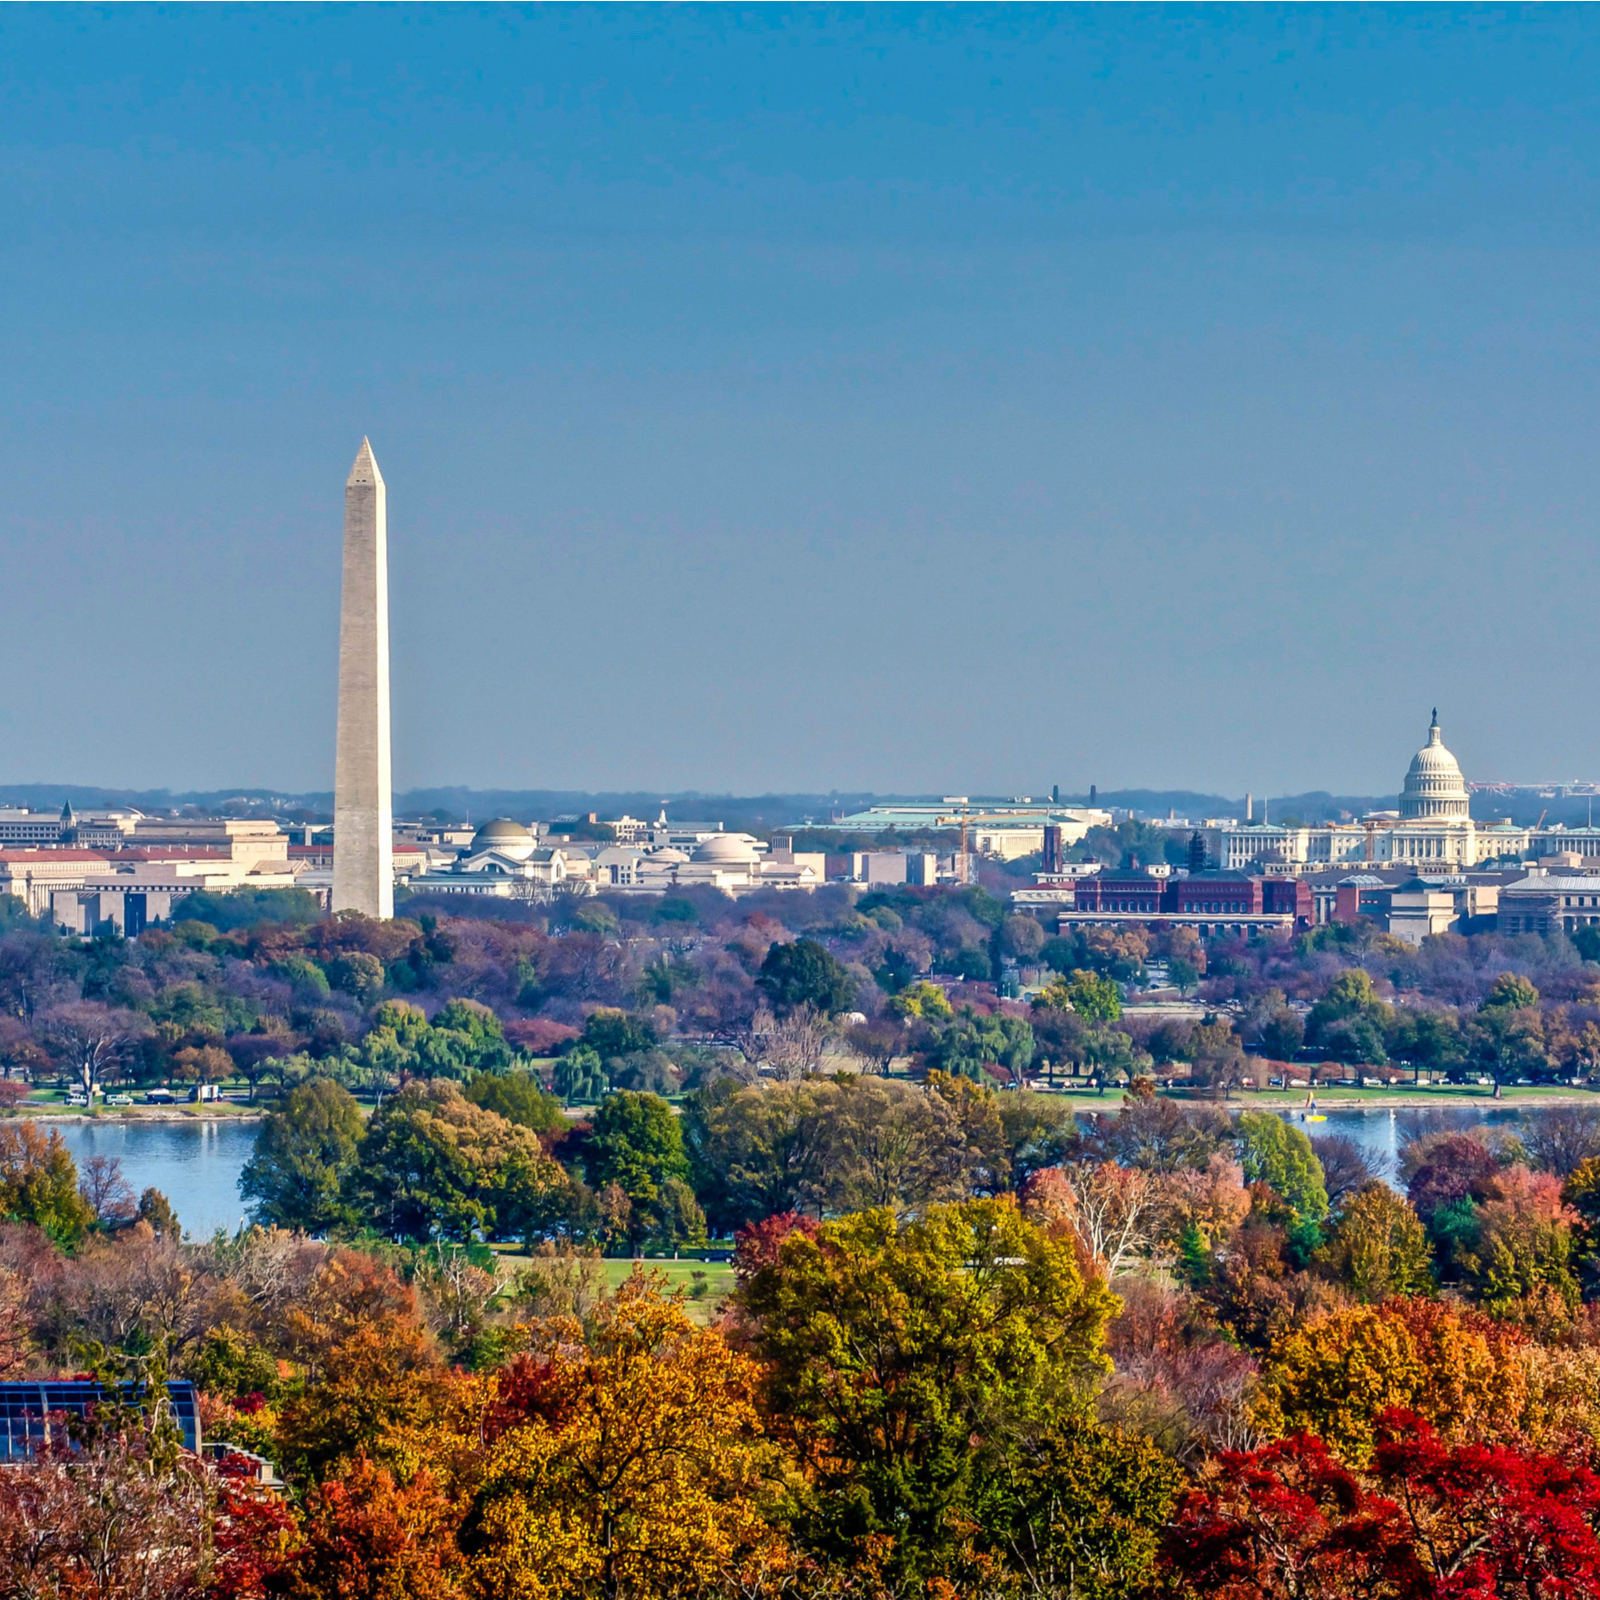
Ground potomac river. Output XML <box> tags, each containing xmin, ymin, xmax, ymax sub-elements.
<box><xmin>35</xmin><ymin>1100</ymin><xmax>1577</xmax><ymax>1237</ymax></box>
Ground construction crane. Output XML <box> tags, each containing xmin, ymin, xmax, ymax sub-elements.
<box><xmin>939</xmin><ymin>797</ymin><xmax>971</xmax><ymax>885</ymax></box>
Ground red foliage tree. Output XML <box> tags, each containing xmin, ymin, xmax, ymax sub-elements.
<box><xmin>732</xmin><ymin>1210</ymin><xmax>820</xmax><ymax>1283</ymax></box>
<box><xmin>283</xmin><ymin>1454</ymin><xmax>466</xmax><ymax>1600</ymax></box>
<box><xmin>1162</xmin><ymin>1409</ymin><xmax>1600</xmax><ymax>1598</ymax></box>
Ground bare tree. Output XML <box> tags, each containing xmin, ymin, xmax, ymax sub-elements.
<box><xmin>844</xmin><ymin>1017</ymin><xmax>903</xmax><ymax>1075</ymax></box>
<box><xmin>1025</xmin><ymin>1162</ymin><xmax>1158</xmax><ymax>1279</ymax></box>
<box><xmin>1313</xmin><ymin>1133</ymin><xmax>1383</xmax><ymax>1212</ymax></box>
<box><xmin>1520</xmin><ymin>1103</ymin><xmax>1600</xmax><ymax>1178</ymax></box>
<box><xmin>78</xmin><ymin>1155</ymin><xmax>137</xmax><ymax>1228</ymax></box>
<box><xmin>39</xmin><ymin>1003</ymin><xmax>145</xmax><ymax>1097</ymax></box>
<box><xmin>762</xmin><ymin>1004</ymin><xmax>829</xmax><ymax>1081</ymax></box>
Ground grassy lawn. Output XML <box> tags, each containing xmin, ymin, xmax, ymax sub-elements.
<box><xmin>1229</xmin><ymin>1081</ymin><xmax>1596</xmax><ymax>1108</ymax></box>
<box><xmin>599</xmin><ymin>1258</ymin><xmax>736</xmax><ymax>1323</ymax></box>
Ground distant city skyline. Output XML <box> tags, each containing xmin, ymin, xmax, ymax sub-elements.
<box><xmin>3</xmin><ymin>9</ymin><xmax>1599</xmax><ymax>794</ymax></box>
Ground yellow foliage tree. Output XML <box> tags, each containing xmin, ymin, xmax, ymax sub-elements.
<box><xmin>466</xmin><ymin>1276</ymin><xmax>789</xmax><ymax>1600</ymax></box>
<box><xmin>1255</xmin><ymin>1298</ymin><xmax>1525</xmax><ymax>1462</ymax></box>
<box><xmin>1316</xmin><ymin>1182</ymin><xmax>1434</xmax><ymax>1303</ymax></box>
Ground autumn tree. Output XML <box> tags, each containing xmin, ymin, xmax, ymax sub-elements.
<box><xmin>738</xmin><ymin>1196</ymin><xmax>1118</xmax><ymax>1587</ymax></box>
<box><xmin>1161</xmin><ymin>1411</ymin><xmax>1600</xmax><ymax>1599</ymax></box>
<box><xmin>1035</xmin><ymin>970</ymin><xmax>1122</xmax><ymax>1022</ymax></box>
<box><xmin>465</xmin><ymin>1278</ymin><xmax>788</xmax><ymax>1600</ymax></box>
<box><xmin>1254</xmin><ymin>1298</ymin><xmax>1524</xmax><ymax>1462</ymax></box>
<box><xmin>1316</xmin><ymin>1183</ymin><xmax>1433</xmax><ymax>1303</ymax></box>
<box><xmin>286</xmin><ymin>1453</ymin><xmax>466</xmax><ymax>1600</ymax></box>
<box><xmin>276</xmin><ymin>1253</ymin><xmax>447</xmax><ymax>1482</ymax></box>
<box><xmin>0</xmin><ymin>1119</ymin><xmax>95</xmax><ymax>1245</ymax></box>
<box><xmin>1024</xmin><ymin>1162</ymin><xmax>1159</xmax><ymax>1279</ymax></box>
<box><xmin>0</xmin><ymin>1434</ymin><xmax>212</xmax><ymax>1599</ymax></box>
<box><xmin>1457</xmin><ymin>1164</ymin><xmax>1580</xmax><ymax>1317</ymax></box>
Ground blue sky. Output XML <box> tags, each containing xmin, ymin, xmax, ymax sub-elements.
<box><xmin>3</xmin><ymin>5</ymin><xmax>1598</xmax><ymax>796</ymax></box>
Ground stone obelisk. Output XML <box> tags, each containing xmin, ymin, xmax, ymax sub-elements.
<box><xmin>332</xmin><ymin>438</ymin><xmax>393</xmax><ymax>918</ymax></box>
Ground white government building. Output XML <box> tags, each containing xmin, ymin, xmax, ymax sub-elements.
<box><xmin>1208</xmin><ymin>713</ymin><xmax>1600</xmax><ymax>872</ymax></box>
<box><xmin>404</xmin><ymin>817</ymin><xmax>826</xmax><ymax>900</ymax></box>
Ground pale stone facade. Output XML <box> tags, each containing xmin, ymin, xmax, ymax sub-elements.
<box><xmin>1212</xmin><ymin>715</ymin><xmax>1513</xmax><ymax>871</ymax></box>
<box><xmin>332</xmin><ymin>438</ymin><xmax>394</xmax><ymax>919</ymax></box>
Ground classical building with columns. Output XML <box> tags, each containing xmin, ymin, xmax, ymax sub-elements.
<box><xmin>1211</xmin><ymin>714</ymin><xmax>1547</xmax><ymax>872</ymax></box>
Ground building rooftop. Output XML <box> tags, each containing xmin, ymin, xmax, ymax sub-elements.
<box><xmin>0</xmin><ymin>1381</ymin><xmax>200</xmax><ymax>1462</ymax></box>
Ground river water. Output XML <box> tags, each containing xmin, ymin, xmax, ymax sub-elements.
<box><xmin>32</xmin><ymin>1102</ymin><xmax>1578</xmax><ymax>1239</ymax></box>
<box><xmin>45</xmin><ymin>1118</ymin><xmax>260</xmax><ymax>1239</ymax></box>
<box><xmin>1285</xmin><ymin>1103</ymin><xmax>1544</xmax><ymax>1180</ymax></box>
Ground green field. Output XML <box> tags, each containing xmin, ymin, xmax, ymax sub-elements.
<box><xmin>1227</xmin><ymin>1081</ymin><xmax>1594</xmax><ymax>1109</ymax></box>
<box><xmin>598</xmin><ymin>1258</ymin><xmax>736</xmax><ymax>1321</ymax></box>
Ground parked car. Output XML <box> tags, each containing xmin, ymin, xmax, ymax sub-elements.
<box><xmin>106</xmin><ymin>1094</ymin><xmax>133</xmax><ymax>1106</ymax></box>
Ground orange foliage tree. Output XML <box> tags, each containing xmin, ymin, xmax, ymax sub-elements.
<box><xmin>464</xmin><ymin>1274</ymin><xmax>788</xmax><ymax>1600</ymax></box>
<box><xmin>1254</xmin><ymin>1297</ymin><xmax>1527</xmax><ymax>1462</ymax></box>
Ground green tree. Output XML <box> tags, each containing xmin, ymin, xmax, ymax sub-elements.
<box><xmin>1307</xmin><ymin>968</ymin><xmax>1392</xmax><ymax>1047</ymax></box>
<box><xmin>756</xmin><ymin>938</ymin><xmax>857</xmax><ymax>1016</ymax></box>
<box><xmin>326</xmin><ymin>951</ymin><xmax>387</xmax><ymax>1004</ymax></box>
<box><xmin>927</xmin><ymin>1009</ymin><xmax>1035</xmax><ymax>1085</ymax></box>
<box><xmin>1259</xmin><ymin>1008</ymin><xmax>1305</xmax><ymax>1060</ymax></box>
<box><xmin>356</xmin><ymin>999</ymin><xmax>432</xmax><ymax>1088</ymax></box>
<box><xmin>0</xmin><ymin>1121</ymin><xmax>95</xmax><ymax>1246</ymax></box>
<box><xmin>1237</xmin><ymin>1111</ymin><xmax>1329</xmax><ymax>1221</ymax></box>
<box><xmin>1481</xmin><ymin>972</ymin><xmax>1541</xmax><ymax>1013</ymax></box>
<box><xmin>1168</xmin><ymin>955</ymin><xmax>1201</xmax><ymax>996</ymax></box>
<box><xmin>463</xmin><ymin>1068</ymin><xmax>565</xmax><ymax>1134</ymax></box>
<box><xmin>421</xmin><ymin>998</ymin><xmax>513</xmax><ymax>1076</ymax></box>
<box><xmin>584</xmin><ymin>1091</ymin><xmax>702</xmax><ymax>1248</ymax></box>
<box><xmin>985</xmin><ymin>1412</ymin><xmax>1181</xmax><ymax>1600</ymax></box>
<box><xmin>1388</xmin><ymin>1007</ymin><xmax>1466</xmax><ymax>1082</ymax></box>
<box><xmin>169</xmin><ymin>886</ymin><xmax>322</xmax><ymax>931</ymax></box>
<box><xmin>240</xmin><ymin>1078</ymin><xmax>365</xmax><ymax>1233</ymax></box>
<box><xmin>737</xmin><ymin>1197</ymin><xmax>1118</xmax><ymax>1588</ymax></box>
<box><xmin>1467</xmin><ymin>1006</ymin><xmax>1553</xmax><ymax>1089</ymax></box>
<box><xmin>347</xmin><ymin>1080</ymin><xmax>560</xmax><ymax>1242</ymax></box>
<box><xmin>580</xmin><ymin>1008</ymin><xmax>657</xmax><ymax>1061</ymax></box>
<box><xmin>1316</xmin><ymin>1182</ymin><xmax>1434</xmax><ymax>1301</ymax></box>
<box><xmin>553</xmin><ymin>1044</ymin><xmax>607</xmax><ymax>1105</ymax></box>
<box><xmin>1036</xmin><ymin>970</ymin><xmax>1122</xmax><ymax>1022</ymax></box>
<box><xmin>689</xmin><ymin>1079</ymin><xmax>825</xmax><ymax>1233</ymax></box>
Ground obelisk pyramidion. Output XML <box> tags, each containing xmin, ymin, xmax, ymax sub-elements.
<box><xmin>332</xmin><ymin>437</ymin><xmax>393</xmax><ymax>919</ymax></box>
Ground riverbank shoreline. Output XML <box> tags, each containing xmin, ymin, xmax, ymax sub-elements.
<box><xmin>9</xmin><ymin>1109</ymin><xmax>266</xmax><ymax>1125</ymax></box>
<box><xmin>1223</xmin><ymin>1090</ymin><xmax>1600</xmax><ymax>1113</ymax></box>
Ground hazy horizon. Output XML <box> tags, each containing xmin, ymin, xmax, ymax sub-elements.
<box><xmin>4</xmin><ymin>8</ymin><xmax>1598</xmax><ymax>796</ymax></box>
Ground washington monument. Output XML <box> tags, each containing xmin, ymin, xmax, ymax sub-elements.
<box><xmin>332</xmin><ymin>437</ymin><xmax>393</xmax><ymax>918</ymax></box>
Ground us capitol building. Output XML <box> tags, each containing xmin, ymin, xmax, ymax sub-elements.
<box><xmin>1212</xmin><ymin>712</ymin><xmax>1600</xmax><ymax>872</ymax></box>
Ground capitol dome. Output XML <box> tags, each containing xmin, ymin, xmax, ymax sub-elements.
<box><xmin>1400</xmin><ymin>712</ymin><xmax>1470</xmax><ymax>821</ymax></box>
<box><xmin>692</xmin><ymin>832</ymin><xmax>761</xmax><ymax>865</ymax></box>
<box><xmin>470</xmin><ymin>817</ymin><xmax>536</xmax><ymax>860</ymax></box>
